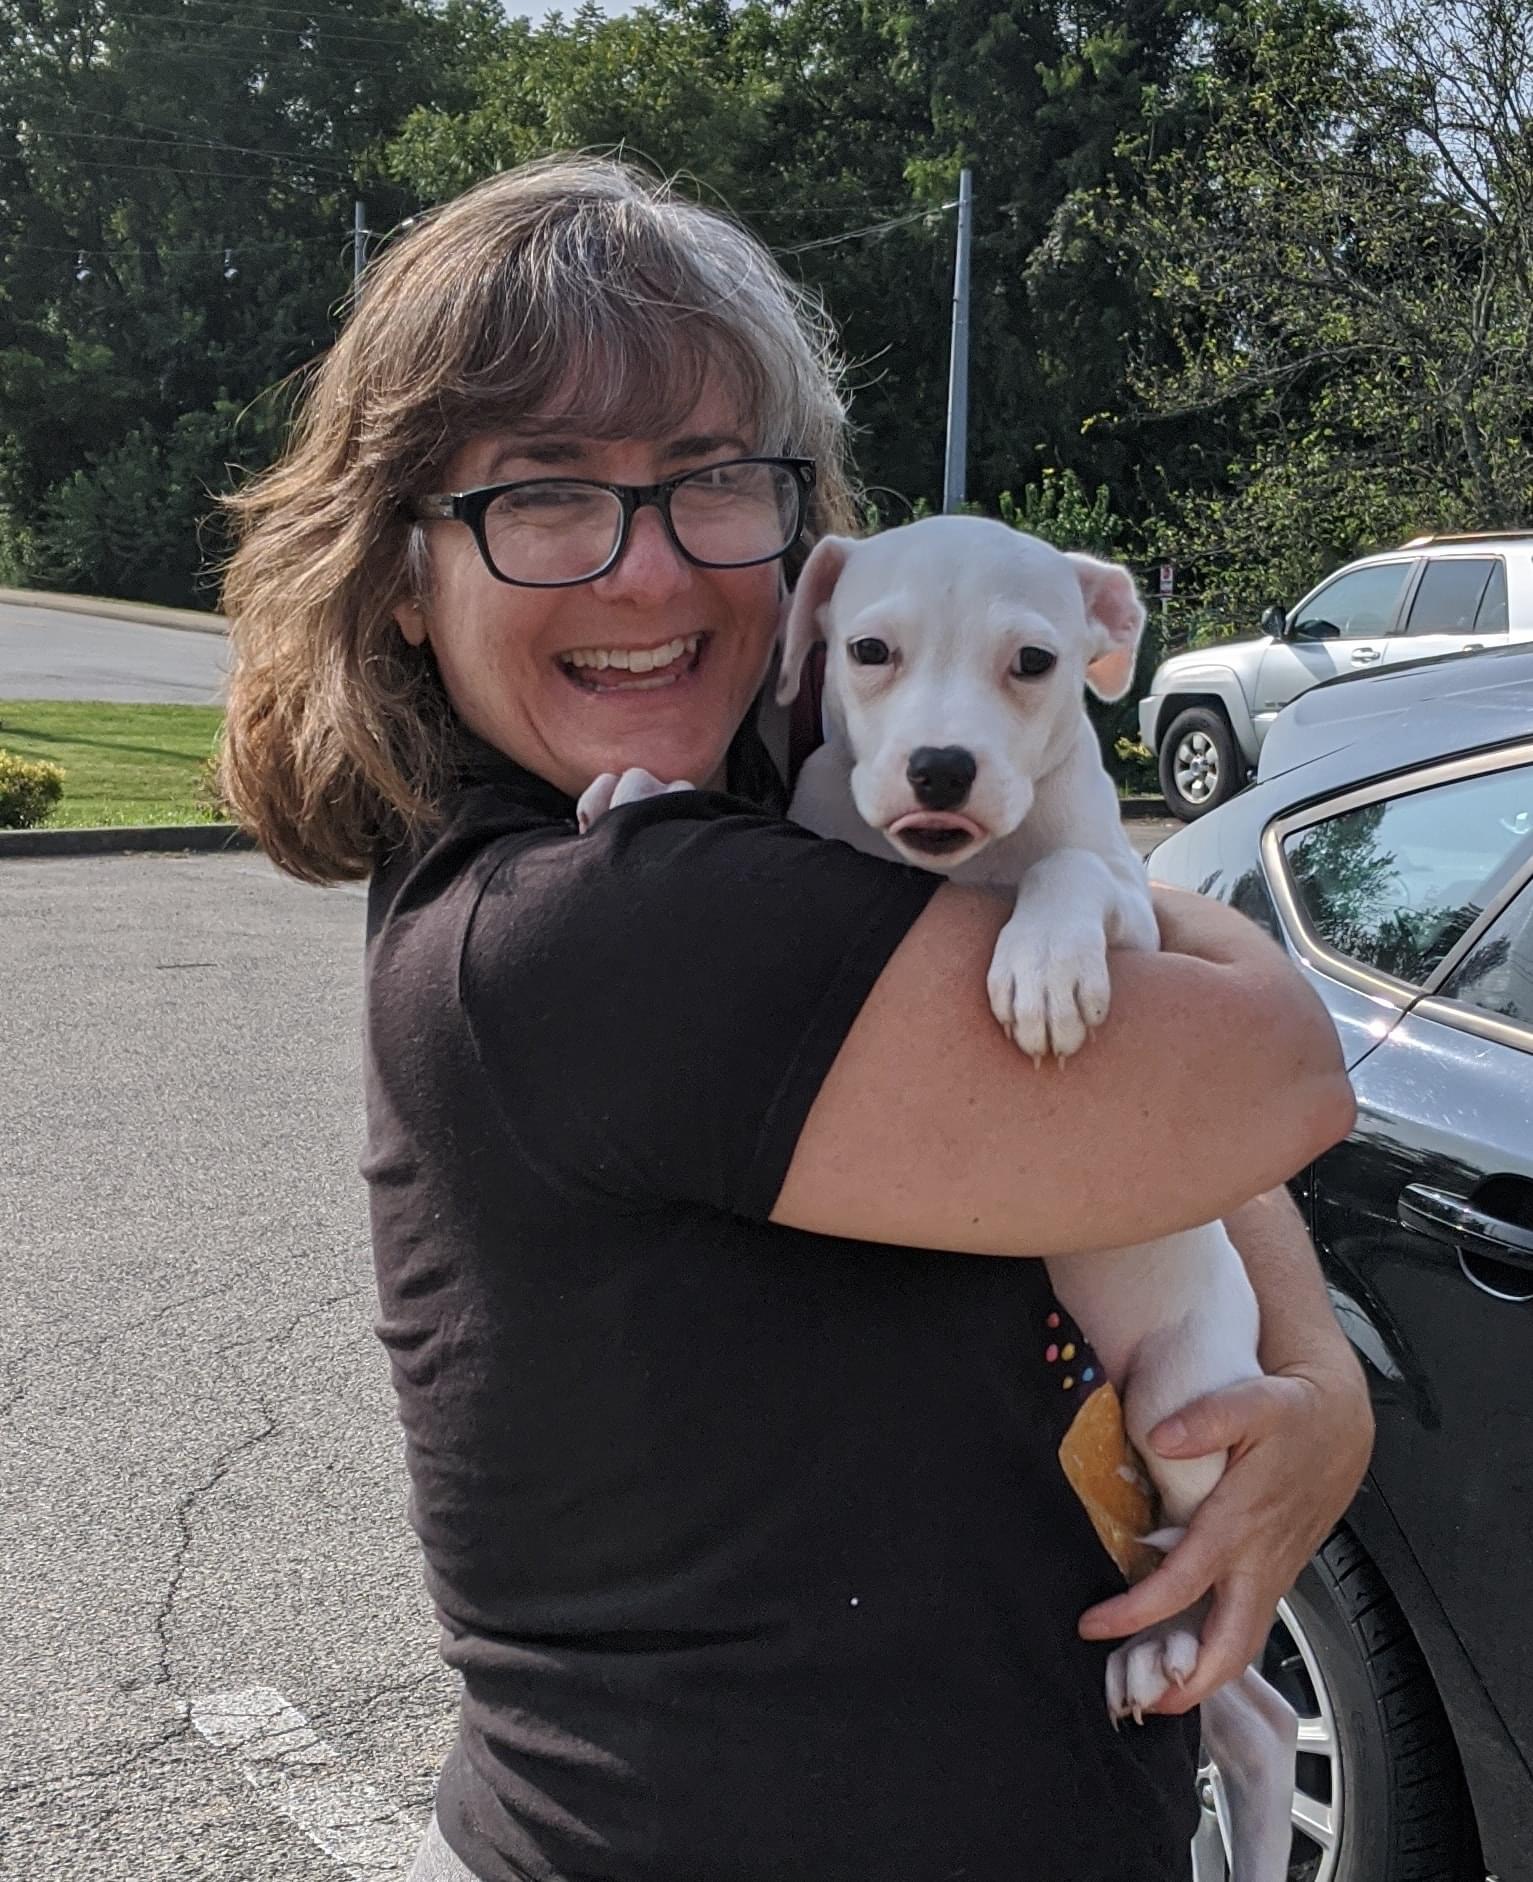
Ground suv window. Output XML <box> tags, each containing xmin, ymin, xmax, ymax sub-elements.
<box><xmin>1439</xmin><ymin>880</ymin><xmax>1533</xmax><ymax>1025</ymax></box>
<box><xmin>1403</xmin><ymin>558</ymin><xmax>1499</xmax><ymax>635</ymax></box>
<box><xmin>1291</xmin><ymin>561</ymin><xmax>1412</xmax><ymax>640</ymax></box>
<box><xmin>1281</xmin><ymin>763</ymin><xmax>1533</xmax><ymax>985</ymax></box>
<box><xmin>1476</xmin><ymin>561</ymin><xmax>1510</xmax><ymax>633</ymax></box>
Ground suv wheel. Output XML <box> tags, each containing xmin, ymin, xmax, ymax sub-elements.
<box><xmin>1191</xmin><ymin>1528</ymin><xmax>1479</xmax><ymax>1882</ymax></box>
<box><xmin>1158</xmin><ymin>706</ymin><xmax>1242</xmax><ymax>820</ymax></box>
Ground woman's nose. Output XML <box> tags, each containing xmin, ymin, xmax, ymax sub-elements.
<box><xmin>591</xmin><ymin>502</ymin><xmax>691</xmax><ymax>603</ymax></box>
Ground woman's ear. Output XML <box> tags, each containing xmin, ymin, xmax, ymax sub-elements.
<box><xmin>776</xmin><ymin>535</ymin><xmax>851</xmax><ymax>705</ymax></box>
<box><xmin>1066</xmin><ymin>553</ymin><xmax>1145</xmax><ymax>702</ymax></box>
<box><xmin>393</xmin><ymin>599</ymin><xmax>428</xmax><ymax>648</ymax></box>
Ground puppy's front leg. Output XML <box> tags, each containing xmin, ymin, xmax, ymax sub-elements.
<box><xmin>988</xmin><ymin>848</ymin><xmax>1126</xmax><ymax>1061</ymax></box>
<box><xmin>576</xmin><ymin>767</ymin><xmax>695</xmax><ymax>834</ymax></box>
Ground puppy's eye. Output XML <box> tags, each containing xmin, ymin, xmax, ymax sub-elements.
<box><xmin>1011</xmin><ymin>646</ymin><xmax>1056</xmax><ymax>679</ymax></box>
<box><xmin>849</xmin><ymin>637</ymin><xmax>892</xmax><ymax>667</ymax></box>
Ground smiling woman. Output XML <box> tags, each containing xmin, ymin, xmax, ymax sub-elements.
<box><xmin>214</xmin><ymin>154</ymin><xmax>1368</xmax><ymax>1882</ymax></box>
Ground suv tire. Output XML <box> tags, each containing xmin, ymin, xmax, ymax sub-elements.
<box><xmin>1192</xmin><ymin>1527</ymin><xmax>1480</xmax><ymax>1882</ymax></box>
<box><xmin>1158</xmin><ymin>705</ymin><xmax>1242</xmax><ymax>820</ymax></box>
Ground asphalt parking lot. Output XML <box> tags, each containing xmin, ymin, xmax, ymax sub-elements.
<box><xmin>0</xmin><ymin>851</ymin><xmax>450</xmax><ymax>1881</ymax></box>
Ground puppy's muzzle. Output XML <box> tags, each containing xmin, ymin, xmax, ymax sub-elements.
<box><xmin>906</xmin><ymin>746</ymin><xmax>976</xmax><ymax>811</ymax></box>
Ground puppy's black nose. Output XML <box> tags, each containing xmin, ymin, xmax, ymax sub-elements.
<box><xmin>906</xmin><ymin>746</ymin><xmax>976</xmax><ymax>811</ymax></box>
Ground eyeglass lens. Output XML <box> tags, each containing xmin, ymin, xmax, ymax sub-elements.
<box><xmin>481</xmin><ymin>461</ymin><xmax>800</xmax><ymax>584</ymax></box>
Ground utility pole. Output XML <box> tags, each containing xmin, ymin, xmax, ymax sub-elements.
<box><xmin>353</xmin><ymin>199</ymin><xmax>367</xmax><ymax>292</ymax></box>
<box><xmin>942</xmin><ymin>167</ymin><xmax>973</xmax><ymax>514</ymax></box>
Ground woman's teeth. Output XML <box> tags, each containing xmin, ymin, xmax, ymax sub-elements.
<box><xmin>564</xmin><ymin>634</ymin><xmax>700</xmax><ymax>674</ymax></box>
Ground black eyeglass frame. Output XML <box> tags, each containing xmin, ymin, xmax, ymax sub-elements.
<box><xmin>412</xmin><ymin>454</ymin><xmax>818</xmax><ymax>589</ymax></box>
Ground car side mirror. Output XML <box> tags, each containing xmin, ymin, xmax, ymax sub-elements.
<box><xmin>1260</xmin><ymin>604</ymin><xmax>1287</xmax><ymax>638</ymax></box>
<box><xmin>1289</xmin><ymin>617</ymin><xmax>1341</xmax><ymax>643</ymax></box>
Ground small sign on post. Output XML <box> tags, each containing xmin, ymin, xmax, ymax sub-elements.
<box><xmin>1158</xmin><ymin>562</ymin><xmax>1175</xmax><ymax>598</ymax></box>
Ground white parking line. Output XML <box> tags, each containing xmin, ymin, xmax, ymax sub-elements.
<box><xmin>188</xmin><ymin>1685</ymin><xmax>423</xmax><ymax>1877</ymax></box>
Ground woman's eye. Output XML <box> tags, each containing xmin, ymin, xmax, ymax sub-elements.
<box><xmin>849</xmin><ymin>638</ymin><xmax>891</xmax><ymax>667</ymax></box>
<box><xmin>1012</xmin><ymin>646</ymin><xmax>1056</xmax><ymax>679</ymax></box>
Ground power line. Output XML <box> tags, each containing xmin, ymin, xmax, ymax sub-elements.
<box><xmin>773</xmin><ymin>201</ymin><xmax>957</xmax><ymax>255</ymax></box>
<box><xmin>107</xmin><ymin>8</ymin><xmax>425</xmax><ymax>53</ymax></box>
<box><xmin>17</xmin><ymin>125</ymin><xmax>356</xmax><ymax>181</ymax></box>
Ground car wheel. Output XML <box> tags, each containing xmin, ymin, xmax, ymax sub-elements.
<box><xmin>1191</xmin><ymin>1528</ymin><xmax>1480</xmax><ymax>1882</ymax></box>
<box><xmin>1158</xmin><ymin>706</ymin><xmax>1242</xmax><ymax>820</ymax></box>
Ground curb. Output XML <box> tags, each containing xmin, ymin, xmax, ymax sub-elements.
<box><xmin>0</xmin><ymin>823</ymin><xmax>256</xmax><ymax>859</ymax></box>
<box><xmin>0</xmin><ymin>586</ymin><xmax>227</xmax><ymax>635</ymax></box>
<box><xmin>1118</xmin><ymin>796</ymin><xmax>1171</xmax><ymax>820</ymax></box>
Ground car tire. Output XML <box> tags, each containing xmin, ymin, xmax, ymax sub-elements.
<box><xmin>1158</xmin><ymin>705</ymin><xmax>1243</xmax><ymax>820</ymax></box>
<box><xmin>1192</xmin><ymin>1527</ymin><xmax>1481</xmax><ymax>1882</ymax></box>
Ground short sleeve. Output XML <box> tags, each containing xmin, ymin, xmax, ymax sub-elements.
<box><xmin>459</xmin><ymin>794</ymin><xmax>940</xmax><ymax>1220</ymax></box>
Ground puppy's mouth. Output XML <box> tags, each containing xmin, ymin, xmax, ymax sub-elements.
<box><xmin>886</xmin><ymin>810</ymin><xmax>988</xmax><ymax>861</ymax></box>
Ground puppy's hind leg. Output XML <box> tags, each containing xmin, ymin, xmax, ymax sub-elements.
<box><xmin>1200</xmin><ymin>1672</ymin><xmax>1298</xmax><ymax>1882</ymax></box>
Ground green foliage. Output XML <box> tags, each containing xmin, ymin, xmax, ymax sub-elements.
<box><xmin>0</xmin><ymin>749</ymin><xmax>65</xmax><ymax>828</ymax></box>
<box><xmin>1113</xmin><ymin>737</ymin><xmax>1158</xmax><ymax>793</ymax></box>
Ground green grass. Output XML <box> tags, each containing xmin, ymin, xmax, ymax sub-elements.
<box><xmin>0</xmin><ymin>700</ymin><xmax>226</xmax><ymax>828</ymax></box>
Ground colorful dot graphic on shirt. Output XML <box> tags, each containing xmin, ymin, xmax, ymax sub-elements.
<box><xmin>1061</xmin><ymin>1376</ymin><xmax>1074</xmax><ymax>1390</ymax></box>
<box><xmin>1046</xmin><ymin>1312</ymin><xmax>1061</xmax><ymax>1330</ymax></box>
<box><xmin>1045</xmin><ymin>1344</ymin><xmax>1059</xmax><ymax>1363</ymax></box>
<box><xmin>1082</xmin><ymin>1367</ymin><xmax>1096</xmax><ymax>1384</ymax></box>
<box><xmin>1060</xmin><ymin>1343</ymin><xmax>1076</xmax><ymax>1362</ymax></box>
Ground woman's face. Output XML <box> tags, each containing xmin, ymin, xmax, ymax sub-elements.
<box><xmin>396</xmin><ymin>377</ymin><xmax>786</xmax><ymax>798</ymax></box>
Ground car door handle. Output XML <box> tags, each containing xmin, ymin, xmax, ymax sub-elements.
<box><xmin>1350</xmin><ymin>647</ymin><xmax>1385</xmax><ymax>664</ymax></box>
<box><xmin>1398</xmin><ymin>1184</ymin><xmax>1533</xmax><ymax>1267</ymax></box>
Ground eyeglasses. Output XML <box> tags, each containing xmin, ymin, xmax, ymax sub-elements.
<box><xmin>412</xmin><ymin>455</ymin><xmax>817</xmax><ymax>588</ymax></box>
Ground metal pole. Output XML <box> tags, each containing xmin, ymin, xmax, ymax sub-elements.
<box><xmin>353</xmin><ymin>199</ymin><xmax>367</xmax><ymax>292</ymax></box>
<box><xmin>943</xmin><ymin>168</ymin><xmax>973</xmax><ymax>514</ymax></box>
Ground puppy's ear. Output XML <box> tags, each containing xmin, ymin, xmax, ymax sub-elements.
<box><xmin>1068</xmin><ymin>553</ymin><xmax>1146</xmax><ymax>702</ymax></box>
<box><xmin>776</xmin><ymin>535</ymin><xmax>851</xmax><ymax>705</ymax></box>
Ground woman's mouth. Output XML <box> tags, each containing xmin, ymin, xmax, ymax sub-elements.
<box><xmin>557</xmin><ymin>632</ymin><xmax>708</xmax><ymax>694</ymax></box>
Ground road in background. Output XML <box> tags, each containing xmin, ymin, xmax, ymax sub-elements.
<box><xmin>0</xmin><ymin>852</ymin><xmax>448</xmax><ymax>1880</ymax></box>
<box><xmin>0</xmin><ymin>600</ymin><xmax>227</xmax><ymax>703</ymax></box>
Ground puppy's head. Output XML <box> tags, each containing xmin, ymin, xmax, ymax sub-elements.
<box><xmin>779</xmin><ymin>517</ymin><xmax>1144</xmax><ymax>870</ymax></box>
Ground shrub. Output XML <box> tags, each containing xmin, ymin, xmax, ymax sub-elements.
<box><xmin>1114</xmin><ymin>737</ymin><xmax>1159</xmax><ymax>794</ymax></box>
<box><xmin>0</xmin><ymin>749</ymin><xmax>65</xmax><ymax>828</ymax></box>
<box><xmin>193</xmin><ymin>751</ymin><xmax>234</xmax><ymax>822</ymax></box>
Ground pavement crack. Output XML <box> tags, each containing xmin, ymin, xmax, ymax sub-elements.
<box><xmin>149</xmin><ymin>1399</ymin><xmax>281</xmax><ymax>1693</ymax></box>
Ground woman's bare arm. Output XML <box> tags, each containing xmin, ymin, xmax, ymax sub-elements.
<box><xmin>771</xmin><ymin>884</ymin><xmax>1355</xmax><ymax>1256</ymax></box>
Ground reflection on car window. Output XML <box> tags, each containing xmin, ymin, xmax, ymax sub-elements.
<box><xmin>1476</xmin><ymin>562</ymin><xmax>1510</xmax><ymax>634</ymax></box>
<box><xmin>1403</xmin><ymin>559</ymin><xmax>1496</xmax><ymax>636</ymax></box>
<box><xmin>1282</xmin><ymin>764</ymin><xmax>1533</xmax><ymax>985</ymax></box>
<box><xmin>1439</xmin><ymin>881</ymin><xmax>1533</xmax><ymax>1024</ymax></box>
<box><xmin>1292</xmin><ymin>562</ymin><xmax>1412</xmax><ymax>640</ymax></box>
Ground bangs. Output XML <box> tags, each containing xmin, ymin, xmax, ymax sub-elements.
<box><xmin>415</xmin><ymin>194</ymin><xmax>803</xmax><ymax>479</ymax></box>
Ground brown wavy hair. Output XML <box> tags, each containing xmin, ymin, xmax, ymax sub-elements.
<box><xmin>218</xmin><ymin>154</ymin><xmax>861</xmax><ymax>884</ymax></box>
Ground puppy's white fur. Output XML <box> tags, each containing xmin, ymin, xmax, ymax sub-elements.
<box><xmin>578</xmin><ymin>515</ymin><xmax>1297</xmax><ymax>1878</ymax></box>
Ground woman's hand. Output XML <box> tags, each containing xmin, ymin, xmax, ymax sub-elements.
<box><xmin>1076</xmin><ymin>1362</ymin><xmax>1374</xmax><ymax>1713</ymax></box>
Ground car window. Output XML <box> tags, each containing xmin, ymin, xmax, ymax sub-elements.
<box><xmin>1402</xmin><ymin>558</ymin><xmax>1496</xmax><ymax>635</ymax></box>
<box><xmin>1475</xmin><ymin>561</ymin><xmax>1510</xmax><ymax>634</ymax></box>
<box><xmin>1281</xmin><ymin>763</ymin><xmax>1533</xmax><ymax>985</ymax></box>
<box><xmin>1291</xmin><ymin>562</ymin><xmax>1412</xmax><ymax>640</ymax></box>
<box><xmin>1438</xmin><ymin>878</ymin><xmax>1533</xmax><ymax>1024</ymax></box>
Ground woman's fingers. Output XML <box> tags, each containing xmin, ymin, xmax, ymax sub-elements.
<box><xmin>1078</xmin><ymin>1526</ymin><xmax>1223</xmax><ymax>1640</ymax></box>
<box><xmin>1147</xmin><ymin>1376</ymin><xmax>1287</xmax><ymax>1459</ymax></box>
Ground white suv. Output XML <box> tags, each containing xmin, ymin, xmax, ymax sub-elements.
<box><xmin>1138</xmin><ymin>532</ymin><xmax>1533</xmax><ymax>819</ymax></box>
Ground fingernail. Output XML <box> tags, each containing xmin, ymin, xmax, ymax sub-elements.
<box><xmin>1153</xmin><ymin>1417</ymin><xmax>1187</xmax><ymax>1452</ymax></box>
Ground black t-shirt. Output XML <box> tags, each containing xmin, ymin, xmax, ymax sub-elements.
<box><xmin>362</xmin><ymin>730</ymin><xmax>1199</xmax><ymax>1882</ymax></box>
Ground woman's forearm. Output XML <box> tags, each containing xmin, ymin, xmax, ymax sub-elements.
<box><xmin>1230</xmin><ymin>1185</ymin><xmax>1367</xmax><ymax>1389</ymax></box>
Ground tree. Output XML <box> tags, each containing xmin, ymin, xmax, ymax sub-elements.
<box><xmin>1113</xmin><ymin>0</ymin><xmax>1533</xmax><ymax>616</ymax></box>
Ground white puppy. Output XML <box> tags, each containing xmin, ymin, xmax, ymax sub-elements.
<box><xmin>579</xmin><ymin>515</ymin><xmax>1299</xmax><ymax>1879</ymax></box>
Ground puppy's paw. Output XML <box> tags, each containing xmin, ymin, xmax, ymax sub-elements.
<box><xmin>986</xmin><ymin>918</ymin><xmax>1112</xmax><ymax>1061</ymax></box>
<box><xmin>576</xmin><ymin>767</ymin><xmax>694</xmax><ymax>833</ymax></box>
<box><xmin>1104</xmin><ymin>1614</ymin><xmax>1203</xmax><ymax>1727</ymax></box>
<box><xmin>576</xmin><ymin>772</ymin><xmax>621</xmax><ymax>834</ymax></box>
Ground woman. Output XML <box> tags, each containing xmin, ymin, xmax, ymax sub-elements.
<box><xmin>220</xmin><ymin>155</ymin><xmax>1369</xmax><ymax>1882</ymax></box>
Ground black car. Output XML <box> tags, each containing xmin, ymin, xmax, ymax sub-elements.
<box><xmin>1149</xmin><ymin>641</ymin><xmax>1533</xmax><ymax>1882</ymax></box>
